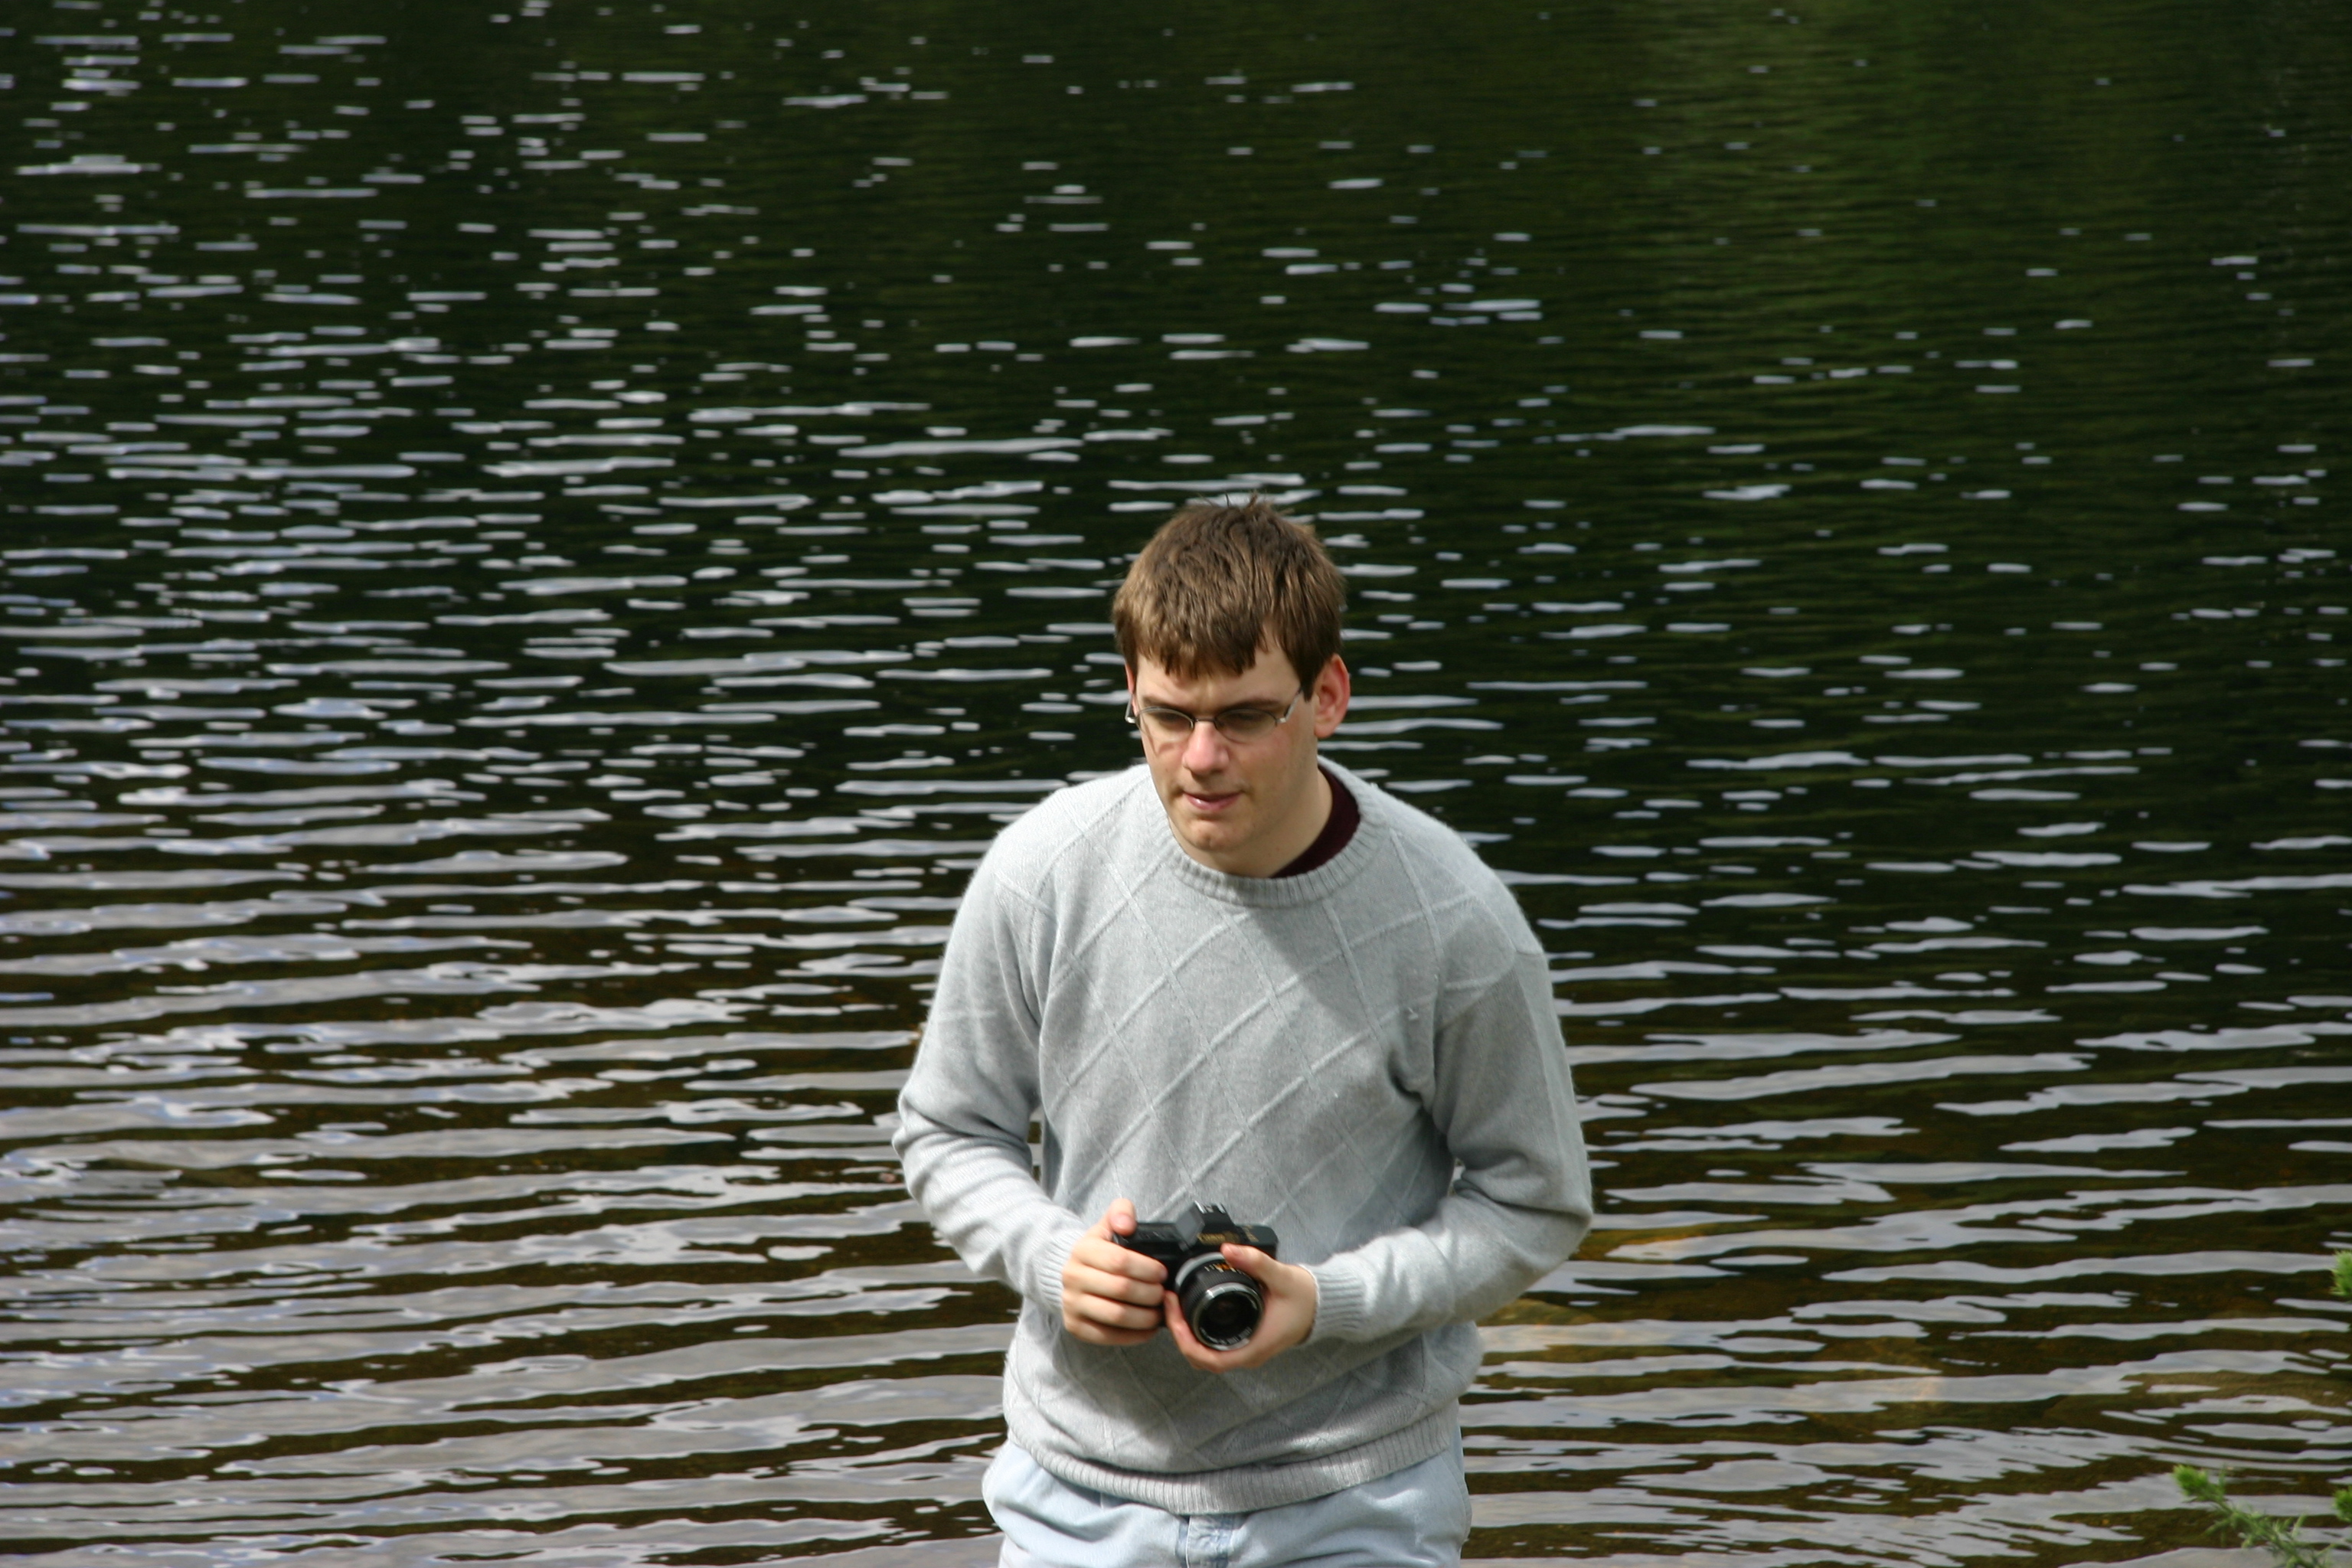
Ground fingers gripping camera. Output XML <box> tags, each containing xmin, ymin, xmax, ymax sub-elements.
<box><xmin>1115</xmin><ymin>1204</ymin><xmax>1280</xmax><ymax>1350</ymax></box>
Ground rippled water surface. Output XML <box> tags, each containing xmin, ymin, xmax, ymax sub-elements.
<box><xmin>2</xmin><ymin>2</ymin><xmax>2348</xmax><ymax>1562</ymax></box>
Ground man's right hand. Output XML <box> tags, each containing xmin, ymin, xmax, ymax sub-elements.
<box><xmin>1060</xmin><ymin>1198</ymin><xmax>1166</xmax><ymax>1347</ymax></box>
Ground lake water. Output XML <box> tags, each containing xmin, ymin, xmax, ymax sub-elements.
<box><xmin>2</xmin><ymin>2</ymin><xmax>2347</xmax><ymax>1563</ymax></box>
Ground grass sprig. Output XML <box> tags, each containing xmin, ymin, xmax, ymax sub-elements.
<box><xmin>2174</xmin><ymin>1465</ymin><xmax>2352</xmax><ymax>1568</ymax></box>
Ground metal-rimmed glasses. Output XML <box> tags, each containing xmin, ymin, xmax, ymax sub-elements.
<box><xmin>1125</xmin><ymin>685</ymin><xmax>1308</xmax><ymax>746</ymax></box>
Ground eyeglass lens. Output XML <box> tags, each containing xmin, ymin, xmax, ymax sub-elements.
<box><xmin>1142</xmin><ymin>706</ymin><xmax>1276</xmax><ymax>741</ymax></box>
<box><xmin>1132</xmin><ymin>688</ymin><xmax>1302</xmax><ymax>743</ymax></box>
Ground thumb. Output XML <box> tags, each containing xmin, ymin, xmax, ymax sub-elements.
<box><xmin>1101</xmin><ymin>1197</ymin><xmax>1138</xmax><ymax>1237</ymax></box>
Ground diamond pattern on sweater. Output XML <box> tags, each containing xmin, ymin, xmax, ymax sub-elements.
<box><xmin>896</xmin><ymin>761</ymin><xmax>1592</xmax><ymax>1514</ymax></box>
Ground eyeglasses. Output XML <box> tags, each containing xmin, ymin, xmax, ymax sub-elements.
<box><xmin>1125</xmin><ymin>686</ymin><xmax>1307</xmax><ymax>746</ymax></box>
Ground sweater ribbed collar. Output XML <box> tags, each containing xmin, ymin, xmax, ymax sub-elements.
<box><xmin>1132</xmin><ymin>758</ymin><xmax>1387</xmax><ymax>908</ymax></box>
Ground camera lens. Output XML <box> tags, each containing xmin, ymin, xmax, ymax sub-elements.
<box><xmin>1174</xmin><ymin>1256</ymin><xmax>1263</xmax><ymax>1350</ymax></box>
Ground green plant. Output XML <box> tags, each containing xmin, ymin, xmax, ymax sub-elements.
<box><xmin>2174</xmin><ymin>1465</ymin><xmax>2352</xmax><ymax>1568</ymax></box>
<box><xmin>2333</xmin><ymin>1249</ymin><xmax>2351</xmax><ymax>1302</ymax></box>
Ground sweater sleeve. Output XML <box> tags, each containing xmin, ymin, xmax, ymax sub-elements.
<box><xmin>893</xmin><ymin>849</ymin><xmax>1086</xmax><ymax>1311</ymax></box>
<box><xmin>1305</xmin><ymin>942</ymin><xmax>1592</xmax><ymax>1344</ymax></box>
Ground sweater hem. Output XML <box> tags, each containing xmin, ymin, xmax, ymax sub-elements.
<box><xmin>1006</xmin><ymin>1403</ymin><xmax>1458</xmax><ymax>1515</ymax></box>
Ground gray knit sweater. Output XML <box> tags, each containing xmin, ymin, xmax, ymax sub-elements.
<box><xmin>893</xmin><ymin>761</ymin><xmax>1592</xmax><ymax>1514</ymax></box>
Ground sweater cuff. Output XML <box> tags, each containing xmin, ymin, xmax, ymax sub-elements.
<box><xmin>1305</xmin><ymin>1257</ymin><xmax>1370</xmax><ymax>1344</ymax></box>
<box><xmin>1032</xmin><ymin>1220</ymin><xmax>1082</xmax><ymax>1312</ymax></box>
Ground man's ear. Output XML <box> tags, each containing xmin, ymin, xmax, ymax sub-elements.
<box><xmin>1311</xmin><ymin>655</ymin><xmax>1351</xmax><ymax>739</ymax></box>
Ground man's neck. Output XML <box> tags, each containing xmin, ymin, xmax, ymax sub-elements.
<box><xmin>1257</xmin><ymin>760</ymin><xmax>1334</xmax><ymax>876</ymax></box>
<box><xmin>1187</xmin><ymin>757</ymin><xmax>1331</xmax><ymax>878</ymax></box>
<box><xmin>1274</xmin><ymin>766</ymin><xmax>1357</xmax><ymax>879</ymax></box>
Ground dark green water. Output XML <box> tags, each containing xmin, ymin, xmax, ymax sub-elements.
<box><xmin>2</xmin><ymin>2</ymin><xmax>2347</xmax><ymax>1562</ymax></box>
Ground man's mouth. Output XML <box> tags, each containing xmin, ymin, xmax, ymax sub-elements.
<box><xmin>1180</xmin><ymin>787</ymin><xmax>1240</xmax><ymax>815</ymax></box>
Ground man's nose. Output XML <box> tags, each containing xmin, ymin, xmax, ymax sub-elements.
<box><xmin>1178</xmin><ymin>717</ymin><xmax>1230</xmax><ymax>774</ymax></box>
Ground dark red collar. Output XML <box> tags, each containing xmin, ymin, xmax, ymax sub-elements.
<box><xmin>1272</xmin><ymin>766</ymin><xmax>1359</xmax><ymax>879</ymax></box>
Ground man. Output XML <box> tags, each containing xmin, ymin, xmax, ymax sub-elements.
<box><xmin>894</xmin><ymin>499</ymin><xmax>1592</xmax><ymax>1566</ymax></box>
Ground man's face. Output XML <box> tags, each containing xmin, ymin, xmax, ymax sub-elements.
<box><xmin>1125</xmin><ymin>645</ymin><xmax>1350</xmax><ymax>877</ymax></box>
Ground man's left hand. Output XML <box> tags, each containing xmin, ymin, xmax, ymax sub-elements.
<box><xmin>1164</xmin><ymin>1245</ymin><xmax>1317</xmax><ymax>1372</ymax></box>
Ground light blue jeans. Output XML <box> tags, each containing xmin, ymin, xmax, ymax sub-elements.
<box><xmin>985</xmin><ymin>1436</ymin><xmax>1471</xmax><ymax>1568</ymax></box>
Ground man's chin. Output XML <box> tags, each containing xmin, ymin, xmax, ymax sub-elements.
<box><xmin>1168</xmin><ymin>795</ymin><xmax>1250</xmax><ymax>848</ymax></box>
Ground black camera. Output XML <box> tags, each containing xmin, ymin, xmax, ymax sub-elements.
<box><xmin>1116</xmin><ymin>1204</ymin><xmax>1280</xmax><ymax>1351</ymax></box>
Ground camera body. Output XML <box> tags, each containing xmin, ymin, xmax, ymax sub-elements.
<box><xmin>1116</xmin><ymin>1204</ymin><xmax>1280</xmax><ymax>1351</ymax></box>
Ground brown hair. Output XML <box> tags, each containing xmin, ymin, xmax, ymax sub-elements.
<box><xmin>1111</xmin><ymin>498</ymin><xmax>1346</xmax><ymax>684</ymax></box>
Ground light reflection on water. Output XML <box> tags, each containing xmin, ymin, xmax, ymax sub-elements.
<box><xmin>2</xmin><ymin>2</ymin><xmax>2347</xmax><ymax>1562</ymax></box>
